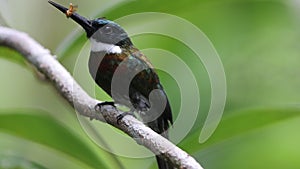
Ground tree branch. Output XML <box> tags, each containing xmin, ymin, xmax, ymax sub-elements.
<box><xmin>0</xmin><ymin>26</ymin><xmax>203</xmax><ymax>169</ymax></box>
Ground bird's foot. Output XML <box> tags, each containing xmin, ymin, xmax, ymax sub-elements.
<box><xmin>117</xmin><ymin>111</ymin><xmax>136</xmax><ymax>124</ymax></box>
<box><xmin>95</xmin><ymin>101</ymin><xmax>115</xmax><ymax>111</ymax></box>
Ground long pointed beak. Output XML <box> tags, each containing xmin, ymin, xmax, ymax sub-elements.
<box><xmin>48</xmin><ymin>0</ymin><xmax>94</xmax><ymax>37</ymax></box>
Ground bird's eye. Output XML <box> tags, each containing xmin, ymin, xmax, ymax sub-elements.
<box><xmin>103</xmin><ymin>26</ymin><xmax>113</xmax><ymax>34</ymax></box>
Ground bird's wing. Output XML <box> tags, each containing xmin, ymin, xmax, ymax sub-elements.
<box><xmin>125</xmin><ymin>47</ymin><xmax>173</xmax><ymax>127</ymax></box>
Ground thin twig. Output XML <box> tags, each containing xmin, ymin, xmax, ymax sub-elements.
<box><xmin>0</xmin><ymin>26</ymin><xmax>203</xmax><ymax>169</ymax></box>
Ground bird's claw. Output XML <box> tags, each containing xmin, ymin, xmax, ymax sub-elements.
<box><xmin>95</xmin><ymin>101</ymin><xmax>115</xmax><ymax>111</ymax></box>
<box><xmin>117</xmin><ymin>112</ymin><xmax>136</xmax><ymax>124</ymax></box>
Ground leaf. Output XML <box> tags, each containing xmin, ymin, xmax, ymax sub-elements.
<box><xmin>0</xmin><ymin>110</ymin><xmax>109</xmax><ymax>169</ymax></box>
<box><xmin>180</xmin><ymin>108</ymin><xmax>300</xmax><ymax>153</ymax></box>
<box><xmin>189</xmin><ymin>108</ymin><xmax>300</xmax><ymax>169</ymax></box>
<box><xmin>0</xmin><ymin>155</ymin><xmax>47</xmax><ymax>169</ymax></box>
<box><xmin>0</xmin><ymin>47</ymin><xmax>26</xmax><ymax>66</ymax></box>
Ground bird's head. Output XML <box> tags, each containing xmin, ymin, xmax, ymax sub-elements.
<box><xmin>48</xmin><ymin>1</ymin><xmax>132</xmax><ymax>53</ymax></box>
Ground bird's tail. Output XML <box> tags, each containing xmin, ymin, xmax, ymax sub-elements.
<box><xmin>147</xmin><ymin>98</ymin><xmax>174</xmax><ymax>169</ymax></box>
<box><xmin>155</xmin><ymin>155</ymin><xmax>174</xmax><ymax>169</ymax></box>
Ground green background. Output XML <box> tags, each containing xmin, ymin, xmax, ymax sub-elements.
<box><xmin>1</xmin><ymin>0</ymin><xmax>300</xmax><ymax>168</ymax></box>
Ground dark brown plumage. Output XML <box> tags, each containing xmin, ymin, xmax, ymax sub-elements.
<box><xmin>48</xmin><ymin>1</ymin><xmax>174</xmax><ymax>168</ymax></box>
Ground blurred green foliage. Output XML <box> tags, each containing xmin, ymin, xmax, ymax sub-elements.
<box><xmin>1</xmin><ymin>0</ymin><xmax>300</xmax><ymax>168</ymax></box>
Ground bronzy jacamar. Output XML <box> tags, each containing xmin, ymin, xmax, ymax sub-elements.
<box><xmin>49</xmin><ymin>1</ymin><xmax>173</xmax><ymax>169</ymax></box>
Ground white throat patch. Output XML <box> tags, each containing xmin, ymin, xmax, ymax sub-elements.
<box><xmin>90</xmin><ymin>38</ymin><xmax>122</xmax><ymax>54</ymax></box>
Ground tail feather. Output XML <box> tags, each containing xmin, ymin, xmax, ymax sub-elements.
<box><xmin>147</xmin><ymin>99</ymin><xmax>174</xmax><ymax>169</ymax></box>
<box><xmin>156</xmin><ymin>155</ymin><xmax>174</xmax><ymax>169</ymax></box>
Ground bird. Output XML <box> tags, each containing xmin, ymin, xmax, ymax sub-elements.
<box><xmin>48</xmin><ymin>1</ymin><xmax>173</xmax><ymax>169</ymax></box>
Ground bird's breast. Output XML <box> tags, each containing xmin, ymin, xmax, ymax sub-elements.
<box><xmin>88</xmin><ymin>50</ymin><xmax>162</xmax><ymax>105</ymax></box>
